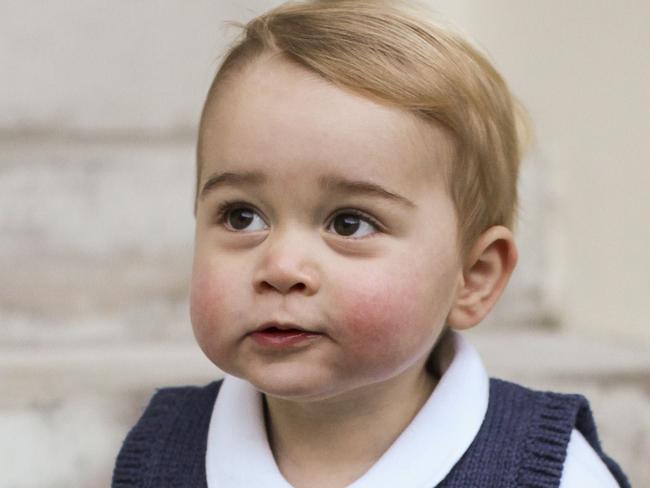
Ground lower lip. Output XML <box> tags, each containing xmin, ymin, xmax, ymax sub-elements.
<box><xmin>249</xmin><ymin>329</ymin><xmax>321</xmax><ymax>348</ymax></box>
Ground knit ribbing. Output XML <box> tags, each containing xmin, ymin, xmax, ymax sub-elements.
<box><xmin>517</xmin><ymin>391</ymin><xmax>584</xmax><ymax>487</ymax></box>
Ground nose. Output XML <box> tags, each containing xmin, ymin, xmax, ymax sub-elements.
<box><xmin>252</xmin><ymin>230</ymin><xmax>321</xmax><ymax>296</ymax></box>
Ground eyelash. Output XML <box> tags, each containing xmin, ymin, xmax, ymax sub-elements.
<box><xmin>212</xmin><ymin>200</ymin><xmax>383</xmax><ymax>236</ymax></box>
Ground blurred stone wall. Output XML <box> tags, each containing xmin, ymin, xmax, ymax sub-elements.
<box><xmin>1</xmin><ymin>1</ymin><xmax>648</xmax><ymax>487</ymax></box>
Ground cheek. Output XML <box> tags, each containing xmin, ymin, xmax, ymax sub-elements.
<box><xmin>190</xmin><ymin>268</ymin><xmax>221</xmax><ymax>326</ymax></box>
<box><xmin>189</xmin><ymin>263</ymin><xmax>242</xmax><ymax>342</ymax></box>
<box><xmin>331</xmin><ymin>267</ymin><xmax>443</xmax><ymax>362</ymax></box>
<box><xmin>341</xmin><ymin>282</ymin><xmax>410</xmax><ymax>335</ymax></box>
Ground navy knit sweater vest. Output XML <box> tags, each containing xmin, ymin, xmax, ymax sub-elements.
<box><xmin>112</xmin><ymin>378</ymin><xmax>630</xmax><ymax>487</ymax></box>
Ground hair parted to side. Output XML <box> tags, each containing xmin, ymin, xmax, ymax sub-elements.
<box><xmin>197</xmin><ymin>0</ymin><xmax>529</xmax><ymax>260</ymax></box>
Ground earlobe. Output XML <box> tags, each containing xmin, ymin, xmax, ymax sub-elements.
<box><xmin>446</xmin><ymin>226</ymin><xmax>518</xmax><ymax>330</ymax></box>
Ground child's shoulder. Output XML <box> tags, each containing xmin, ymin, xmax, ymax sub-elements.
<box><xmin>443</xmin><ymin>377</ymin><xmax>629</xmax><ymax>487</ymax></box>
<box><xmin>134</xmin><ymin>380</ymin><xmax>224</xmax><ymax>429</ymax></box>
<box><xmin>484</xmin><ymin>377</ymin><xmax>591</xmax><ymax>452</ymax></box>
<box><xmin>112</xmin><ymin>380</ymin><xmax>222</xmax><ymax>488</ymax></box>
<box><xmin>485</xmin><ymin>376</ymin><xmax>612</xmax><ymax>458</ymax></box>
<box><xmin>488</xmin><ymin>376</ymin><xmax>589</xmax><ymax>423</ymax></box>
<box><xmin>149</xmin><ymin>380</ymin><xmax>224</xmax><ymax>408</ymax></box>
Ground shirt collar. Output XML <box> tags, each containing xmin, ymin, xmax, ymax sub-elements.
<box><xmin>206</xmin><ymin>332</ymin><xmax>489</xmax><ymax>488</ymax></box>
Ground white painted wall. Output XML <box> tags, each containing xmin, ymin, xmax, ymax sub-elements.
<box><xmin>462</xmin><ymin>0</ymin><xmax>650</xmax><ymax>343</ymax></box>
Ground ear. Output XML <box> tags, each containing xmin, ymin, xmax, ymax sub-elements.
<box><xmin>446</xmin><ymin>225</ymin><xmax>518</xmax><ymax>330</ymax></box>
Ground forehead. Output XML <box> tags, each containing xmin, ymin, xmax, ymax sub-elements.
<box><xmin>199</xmin><ymin>55</ymin><xmax>452</xmax><ymax>193</ymax></box>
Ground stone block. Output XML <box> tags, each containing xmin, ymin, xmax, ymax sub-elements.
<box><xmin>1</xmin><ymin>395</ymin><xmax>128</xmax><ymax>488</ymax></box>
<box><xmin>1</xmin><ymin>343</ymin><xmax>219</xmax><ymax>488</ymax></box>
<box><xmin>0</xmin><ymin>1</ymin><xmax>283</xmax><ymax>132</ymax></box>
<box><xmin>0</xmin><ymin>138</ymin><xmax>196</xmax><ymax>345</ymax></box>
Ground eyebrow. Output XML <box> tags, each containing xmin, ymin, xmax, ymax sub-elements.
<box><xmin>199</xmin><ymin>170</ymin><xmax>415</xmax><ymax>208</ymax></box>
<box><xmin>200</xmin><ymin>170</ymin><xmax>267</xmax><ymax>200</ymax></box>
<box><xmin>318</xmin><ymin>175</ymin><xmax>416</xmax><ymax>208</ymax></box>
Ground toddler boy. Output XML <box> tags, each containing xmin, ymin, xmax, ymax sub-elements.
<box><xmin>113</xmin><ymin>1</ymin><xmax>629</xmax><ymax>486</ymax></box>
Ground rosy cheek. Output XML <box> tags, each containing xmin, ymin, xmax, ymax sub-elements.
<box><xmin>190</xmin><ymin>268</ymin><xmax>230</xmax><ymax>332</ymax></box>
<box><xmin>190</xmin><ymin>265</ymin><xmax>246</xmax><ymax>371</ymax></box>
<box><xmin>190</xmin><ymin>270</ymin><xmax>210</xmax><ymax>323</ymax></box>
<box><xmin>333</xmin><ymin>276</ymin><xmax>423</xmax><ymax>358</ymax></box>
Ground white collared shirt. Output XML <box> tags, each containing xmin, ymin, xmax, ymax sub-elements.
<box><xmin>205</xmin><ymin>333</ymin><xmax>619</xmax><ymax>487</ymax></box>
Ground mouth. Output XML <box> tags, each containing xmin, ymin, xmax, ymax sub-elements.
<box><xmin>254</xmin><ymin>322</ymin><xmax>312</xmax><ymax>333</ymax></box>
<box><xmin>249</xmin><ymin>322</ymin><xmax>322</xmax><ymax>348</ymax></box>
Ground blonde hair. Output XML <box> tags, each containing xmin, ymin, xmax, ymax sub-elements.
<box><xmin>197</xmin><ymin>0</ymin><xmax>527</xmax><ymax>259</ymax></box>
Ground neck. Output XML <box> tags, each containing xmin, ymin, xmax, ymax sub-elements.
<box><xmin>264</xmin><ymin>362</ymin><xmax>436</xmax><ymax>488</ymax></box>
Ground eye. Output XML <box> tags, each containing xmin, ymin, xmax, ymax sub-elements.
<box><xmin>217</xmin><ymin>203</ymin><xmax>268</xmax><ymax>232</ymax></box>
<box><xmin>327</xmin><ymin>211</ymin><xmax>379</xmax><ymax>238</ymax></box>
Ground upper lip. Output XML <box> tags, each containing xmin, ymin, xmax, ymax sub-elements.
<box><xmin>253</xmin><ymin>321</ymin><xmax>317</xmax><ymax>333</ymax></box>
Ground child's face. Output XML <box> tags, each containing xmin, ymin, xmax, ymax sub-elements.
<box><xmin>191</xmin><ymin>55</ymin><xmax>463</xmax><ymax>401</ymax></box>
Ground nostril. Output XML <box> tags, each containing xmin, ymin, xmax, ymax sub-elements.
<box><xmin>256</xmin><ymin>280</ymin><xmax>308</xmax><ymax>294</ymax></box>
<box><xmin>258</xmin><ymin>280</ymin><xmax>276</xmax><ymax>292</ymax></box>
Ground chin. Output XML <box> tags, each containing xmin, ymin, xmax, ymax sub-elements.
<box><xmin>246</xmin><ymin>367</ymin><xmax>337</xmax><ymax>402</ymax></box>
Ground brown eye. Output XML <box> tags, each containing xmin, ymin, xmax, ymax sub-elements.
<box><xmin>220</xmin><ymin>205</ymin><xmax>267</xmax><ymax>232</ymax></box>
<box><xmin>328</xmin><ymin>212</ymin><xmax>378</xmax><ymax>238</ymax></box>
<box><xmin>228</xmin><ymin>208</ymin><xmax>254</xmax><ymax>230</ymax></box>
<box><xmin>332</xmin><ymin>214</ymin><xmax>361</xmax><ymax>236</ymax></box>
